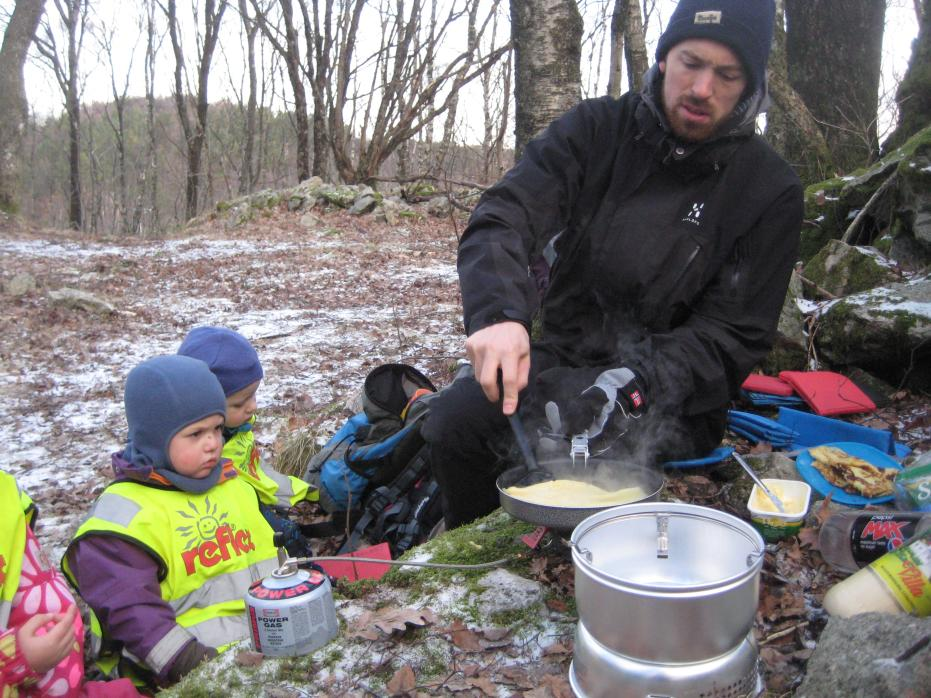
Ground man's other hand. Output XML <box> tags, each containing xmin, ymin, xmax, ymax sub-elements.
<box><xmin>465</xmin><ymin>321</ymin><xmax>530</xmax><ymax>414</ymax></box>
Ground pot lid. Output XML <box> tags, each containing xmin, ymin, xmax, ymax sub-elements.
<box><xmin>571</xmin><ymin>503</ymin><xmax>764</xmax><ymax>590</ymax></box>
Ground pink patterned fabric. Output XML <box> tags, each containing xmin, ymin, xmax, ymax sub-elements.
<box><xmin>7</xmin><ymin>526</ymin><xmax>85</xmax><ymax>697</ymax></box>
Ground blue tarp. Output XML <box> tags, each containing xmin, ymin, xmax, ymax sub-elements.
<box><xmin>776</xmin><ymin>407</ymin><xmax>911</xmax><ymax>458</ymax></box>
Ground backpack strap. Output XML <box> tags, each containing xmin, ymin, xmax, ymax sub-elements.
<box><xmin>338</xmin><ymin>445</ymin><xmax>431</xmax><ymax>555</ymax></box>
<box><xmin>387</xmin><ymin>478</ymin><xmax>441</xmax><ymax>555</ymax></box>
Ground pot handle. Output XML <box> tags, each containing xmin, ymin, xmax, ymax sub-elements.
<box><xmin>746</xmin><ymin>549</ymin><xmax>765</xmax><ymax>567</ymax></box>
<box><xmin>656</xmin><ymin>514</ymin><xmax>669</xmax><ymax>559</ymax></box>
<box><xmin>568</xmin><ymin>540</ymin><xmax>593</xmax><ymax>563</ymax></box>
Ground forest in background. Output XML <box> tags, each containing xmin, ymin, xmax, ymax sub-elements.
<box><xmin>0</xmin><ymin>0</ymin><xmax>928</xmax><ymax>235</ymax></box>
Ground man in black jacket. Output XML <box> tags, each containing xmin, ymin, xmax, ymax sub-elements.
<box><xmin>423</xmin><ymin>0</ymin><xmax>803</xmax><ymax>528</ymax></box>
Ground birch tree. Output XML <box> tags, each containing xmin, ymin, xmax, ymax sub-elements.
<box><xmin>511</xmin><ymin>0</ymin><xmax>582</xmax><ymax>157</ymax></box>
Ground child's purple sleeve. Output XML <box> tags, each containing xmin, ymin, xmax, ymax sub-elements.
<box><xmin>66</xmin><ymin>536</ymin><xmax>195</xmax><ymax>682</ymax></box>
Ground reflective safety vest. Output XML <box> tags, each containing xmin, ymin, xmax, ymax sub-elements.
<box><xmin>62</xmin><ymin>468</ymin><xmax>279</xmax><ymax>678</ymax></box>
<box><xmin>224</xmin><ymin>417</ymin><xmax>317</xmax><ymax>506</ymax></box>
<box><xmin>0</xmin><ymin>472</ymin><xmax>34</xmax><ymax>628</ymax></box>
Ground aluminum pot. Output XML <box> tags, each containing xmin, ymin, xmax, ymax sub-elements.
<box><xmin>570</xmin><ymin>503</ymin><xmax>764</xmax><ymax>663</ymax></box>
<box><xmin>496</xmin><ymin>458</ymin><xmax>664</xmax><ymax>532</ymax></box>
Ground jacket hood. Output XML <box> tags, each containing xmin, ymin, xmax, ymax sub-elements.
<box><xmin>640</xmin><ymin>64</ymin><xmax>769</xmax><ymax>144</ymax></box>
<box><xmin>112</xmin><ymin>450</ymin><xmax>235</xmax><ymax>493</ymax></box>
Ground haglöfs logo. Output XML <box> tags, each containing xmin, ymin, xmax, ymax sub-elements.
<box><xmin>683</xmin><ymin>202</ymin><xmax>704</xmax><ymax>226</ymax></box>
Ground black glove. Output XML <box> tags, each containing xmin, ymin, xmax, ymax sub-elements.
<box><xmin>534</xmin><ymin>366</ymin><xmax>647</xmax><ymax>437</ymax></box>
<box><xmin>165</xmin><ymin>640</ymin><xmax>218</xmax><ymax>684</ymax></box>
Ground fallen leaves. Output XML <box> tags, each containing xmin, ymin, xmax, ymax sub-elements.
<box><xmin>349</xmin><ymin>606</ymin><xmax>439</xmax><ymax>640</ymax></box>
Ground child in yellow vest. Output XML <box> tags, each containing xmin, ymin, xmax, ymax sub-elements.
<box><xmin>177</xmin><ymin>326</ymin><xmax>317</xmax><ymax>508</ymax></box>
<box><xmin>62</xmin><ymin>355</ymin><xmax>279</xmax><ymax>687</ymax></box>
<box><xmin>178</xmin><ymin>327</ymin><xmax>318</xmax><ymax>556</ymax></box>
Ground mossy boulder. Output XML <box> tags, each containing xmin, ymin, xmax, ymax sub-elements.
<box><xmin>802</xmin><ymin>240</ymin><xmax>899</xmax><ymax>298</ymax></box>
<box><xmin>815</xmin><ymin>274</ymin><xmax>931</xmax><ymax>390</ymax></box>
<box><xmin>318</xmin><ymin>184</ymin><xmax>359</xmax><ymax>209</ymax></box>
<box><xmin>801</xmin><ymin>178</ymin><xmax>848</xmax><ymax>263</ymax></box>
<box><xmin>893</xmin><ymin>125</ymin><xmax>931</xmax><ymax>266</ymax></box>
<box><xmin>760</xmin><ymin>270</ymin><xmax>807</xmax><ymax>374</ymax></box>
<box><xmin>800</xmin><ymin>125</ymin><xmax>931</xmax><ymax>266</ymax></box>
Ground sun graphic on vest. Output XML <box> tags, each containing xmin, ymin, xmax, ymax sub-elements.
<box><xmin>175</xmin><ymin>498</ymin><xmax>230</xmax><ymax>550</ymax></box>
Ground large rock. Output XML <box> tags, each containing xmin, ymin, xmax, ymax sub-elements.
<box><xmin>795</xmin><ymin>613</ymin><xmax>931</xmax><ymax>698</ymax></box>
<box><xmin>893</xmin><ymin>125</ymin><xmax>931</xmax><ymax>267</ymax></box>
<box><xmin>3</xmin><ymin>272</ymin><xmax>36</xmax><ymax>297</ymax></box>
<box><xmin>816</xmin><ymin>274</ymin><xmax>931</xmax><ymax>390</ymax></box>
<box><xmin>803</xmin><ymin>240</ymin><xmax>900</xmax><ymax>298</ymax></box>
<box><xmin>800</xmin><ymin>126</ymin><xmax>931</xmax><ymax>268</ymax></box>
<box><xmin>47</xmin><ymin>288</ymin><xmax>116</xmax><ymax>315</ymax></box>
<box><xmin>349</xmin><ymin>186</ymin><xmax>380</xmax><ymax>215</ymax></box>
<box><xmin>761</xmin><ymin>270</ymin><xmax>808</xmax><ymax>374</ymax></box>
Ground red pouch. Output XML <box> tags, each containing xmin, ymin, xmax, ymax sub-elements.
<box><xmin>778</xmin><ymin>371</ymin><xmax>876</xmax><ymax>416</ymax></box>
<box><xmin>316</xmin><ymin>542</ymin><xmax>392</xmax><ymax>581</ymax></box>
<box><xmin>741</xmin><ymin>374</ymin><xmax>795</xmax><ymax>396</ymax></box>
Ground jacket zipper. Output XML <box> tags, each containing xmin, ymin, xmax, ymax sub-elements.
<box><xmin>669</xmin><ymin>243</ymin><xmax>702</xmax><ymax>291</ymax></box>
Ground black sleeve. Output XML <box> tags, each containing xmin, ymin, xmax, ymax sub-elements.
<box><xmin>457</xmin><ymin>98</ymin><xmax>619</xmax><ymax>336</ymax></box>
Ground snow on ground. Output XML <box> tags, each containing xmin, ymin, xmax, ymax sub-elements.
<box><xmin>0</xmin><ymin>212</ymin><xmax>465</xmax><ymax>560</ymax></box>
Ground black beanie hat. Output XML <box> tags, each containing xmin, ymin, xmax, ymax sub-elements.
<box><xmin>655</xmin><ymin>0</ymin><xmax>775</xmax><ymax>90</ymax></box>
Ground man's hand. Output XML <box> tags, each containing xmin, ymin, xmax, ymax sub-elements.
<box><xmin>464</xmin><ymin>321</ymin><xmax>530</xmax><ymax>415</ymax></box>
<box><xmin>17</xmin><ymin>605</ymin><xmax>78</xmax><ymax>675</ymax></box>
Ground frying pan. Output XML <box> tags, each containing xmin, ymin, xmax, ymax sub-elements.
<box><xmin>496</xmin><ymin>456</ymin><xmax>665</xmax><ymax>532</ymax></box>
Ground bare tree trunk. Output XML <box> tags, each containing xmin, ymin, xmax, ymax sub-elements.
<box><xmin>35</xmin><ymin>0</ymin><xmax>86</xmax><ymax>229</ymax></box>
<box><xmin>606</xmin><ymin>0</ymin><xmax>625</xmax><ymax>98</ymax></box>
<box><xmin>252</xmin><ymin>0</ymin><xmax>310</xmax><ymax>182</ymax></box>
<box><xmin>511</xmin><ymin>0</ymin><xmax>582</xmax><ymax>158</ymax></box>
<box><xmin>0</xmin><ymin>0</ymin><xmax>45</xmax><ymax>213</ymax></box>
<box><xmin>166</xmin><ymin>0</ymin><xmax>227</xmax><ymax>221</ymax></box>
<box><xmin>623</xmin><ymin>0</ymin><xmax>648</xmax><ymax>93</ymax></box>
<box><xmin>785</xmin><ymin>0</ymin><xmax>885</xmax><ymax>175</ymax></box>
<box><xmin>97</xmin><ymin>18</ymin><xmax>140</xmax><ymax>234</ymax></box>
<box><xmin>138</xmin><ymin>0</ymin><xmax>161</xmax><ymax>234</ymax></box>
<box><xmin>883</xmin><ymin>0</ymin><xmax>930</xmax><ymax>151</ymax></box>
<box><xmin>238</xmin><ymin>0</ymin><xmax>259</xmax><ymax>193</ymax></box>
<box><xmin>481</xmin><ymin>12</ymin><xmax>509</xmax><ymax>182</ymax></box>
<box><xmin>82</xmin><ymin>104</ymin><xmax>100</xmax><ymax>233</ymax></box>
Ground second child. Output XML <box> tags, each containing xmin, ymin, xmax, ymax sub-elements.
<box><xmin>177</xmin><ymin>326</ymin><xmax>317</xmax><ymax>508</ymax></box>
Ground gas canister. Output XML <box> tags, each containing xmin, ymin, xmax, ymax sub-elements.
<box><xmin>245</xmin><ymin>560</ymin><xmax>339</xmax><ymax>656</ymax></box>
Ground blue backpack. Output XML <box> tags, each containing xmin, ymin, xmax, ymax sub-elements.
<box><xmin>303</xmin><ymin>364</ymin><xmax>442</xmax><ymax>555</ymax></box>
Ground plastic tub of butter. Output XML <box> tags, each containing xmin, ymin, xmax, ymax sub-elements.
<box><xmin>747</xmin><ymin>479</ymin><xmax>811</xmax><ymax>542</ymax></box>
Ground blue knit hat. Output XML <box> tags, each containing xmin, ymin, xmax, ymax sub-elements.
<box><xmin>123</xmin><ymin>355</ymin><xmax>227</xmax><ymax>491</ymax></box>
<box><xmin>177</xmin><ymin>326</ymin><xmax>264</xmax><ymax>396</ymax></box>
<box><xmin>655</xmin><ymin>0</ymin><xmax>775</xmax><ymax>90</ymax></box>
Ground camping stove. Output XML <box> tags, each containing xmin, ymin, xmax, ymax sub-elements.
<box><xmin>569</xmin><ymin>619</ymin><xmax>763</xmax><ymax>698</ymax></box>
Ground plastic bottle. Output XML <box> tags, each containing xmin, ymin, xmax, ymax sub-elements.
<box><xmin>822</xmin><ymin>529</ymin><xmax>931</xmax><ymax>618</ymax></box>
<box><xmin>819</xmin><ymin>510</ymin><xmax>931</xmax><ymax>573</ymax></box>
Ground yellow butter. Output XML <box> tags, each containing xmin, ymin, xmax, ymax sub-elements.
<box><xmin>750</xmin><ymin>481</ymin><xmax>803</xmax><ymax>514</ymax></box>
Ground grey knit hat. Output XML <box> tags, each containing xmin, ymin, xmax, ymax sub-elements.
<box><xmin>122</xmin><ymin>355</ymin><xmax>227</xmax><ymax>492</ymax></box>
